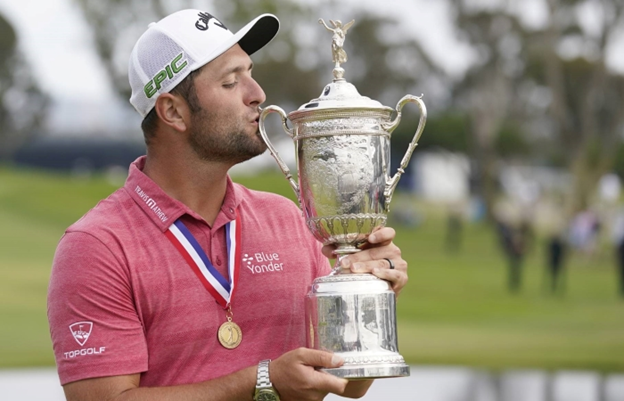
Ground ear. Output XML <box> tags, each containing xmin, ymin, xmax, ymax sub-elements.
<box><xmin>154</xmin><ymin>93</ymin><xmax>189</xmax><ymax>133</ymax></box>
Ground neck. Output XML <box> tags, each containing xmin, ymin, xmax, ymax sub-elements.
<box><xmin>143</xmin><ymin>149</ymin><xmax>232</xmax><ymax>226</ymax></box>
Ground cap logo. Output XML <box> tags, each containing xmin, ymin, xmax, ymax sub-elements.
<box><xmin>143</xmin><ymin>52</ymin><xmax>188</xmax><ymax>99</ymax></box>
<box><xmin>195</xmin><ymin>12</ymin><xmax>227</xmax><ymax>31</ymax></box>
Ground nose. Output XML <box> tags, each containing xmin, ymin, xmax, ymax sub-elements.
<box><xmin>246</xmin><ymin>76</ymin><xmax>266</xmax><ymax>107</ymax></box>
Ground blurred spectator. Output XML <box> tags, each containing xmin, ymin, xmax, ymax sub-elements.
<box><xmin>616</xmin><ymin>242</ymin><xmax>624</xmax><ymax>298</ymax></box>
<box><xmin>544</xmin><ymin>233</ymin><xmax>567</xmax><ymax>295</ymax></box>
<box><xmin>611</xmin><ymin>208</ymin><xmax>624</xmax><ymax>298</ymax></box>
<box><xmin>391</xmin><ymin>197</ymin><xmax>423</xmax><ymax>228</ymax></box>
<box><xmin>568</xmin><ymin>209</ymin><xmax>601</xmax><ymax>259</ymax></box>
<box><xmin>445</xmin><ymin>203</ymin><xmax>464</xmax><ymax>254</ymax></box>
<box><xmin>496</xmin><ymin>218</ymin><xmax>534</xmax><ymax>293</ymax></box>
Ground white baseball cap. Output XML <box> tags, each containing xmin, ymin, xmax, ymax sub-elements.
<box><xmin>128</xmin><ymin>10</ymin><xmax>280</xmax><ymax>118</ymax></box>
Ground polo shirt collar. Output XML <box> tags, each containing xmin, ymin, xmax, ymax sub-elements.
<box><xmin>124</xmin><ymin>156</ymin><xmax>242</xmax><ymax>232</ymax></box>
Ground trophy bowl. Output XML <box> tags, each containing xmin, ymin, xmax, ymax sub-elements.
<box><xmin>258</xmin><ymin>18</ymin><xmax>427</xmax><ymax>379</ymax></box>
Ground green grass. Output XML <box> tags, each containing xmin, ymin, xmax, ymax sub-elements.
<box><xmin>0</xmin><ymin>167</ymin><xmax>121</xmax><ymax>367</ymax></box>
<box><xmin>1</xmin><ymin>166</ymin><xmax>623</xmax><ymax>372</ymax></box>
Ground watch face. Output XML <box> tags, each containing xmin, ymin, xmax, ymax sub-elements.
<box><xmin>256</xmin><ymin>390</ymin><xmax>279</xmax><ymax>401</ymax></box>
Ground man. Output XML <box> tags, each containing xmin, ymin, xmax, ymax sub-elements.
<box><xmin>47</xmin><ymin>9</ymin><xmax>408</xmax><ymax>401</ymax></box>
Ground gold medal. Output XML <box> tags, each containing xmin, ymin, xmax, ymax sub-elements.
<box><xmin>218</xmin><ymin>320</ymin><xmax>242</xmax><ymax>349</ymax></box>
<box><xmin>218</xmin><ymin>307</ymin><xmax>242</xmax><ymax>349</ymax></box>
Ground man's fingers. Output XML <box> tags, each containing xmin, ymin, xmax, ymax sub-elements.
<box><xmin>343</xmin><ymin>379</ymin><xmax>375</xmax><ymax>398</ymax></box>
<box><xmin>370</xmin><ymin>267</ymin><xmax>408</xmax><ymax>294</ymax></box>
<box><xmin>341</xmin><ymin>249</ymin><xmax>405</xmax><ymax>272</ymax></box>
<box><xmin>297</xmin><ymin>348</ymin><xmax>344</xmax><ymax>369</ymax></box>
<box><xmin>314</xmin><ymin>370</ymin><xmax>349</xmax><ymax>395</ymax></box>
<box><xmin>296</xmin><ymin>349</ymin><xmax>349</xmax><ymax>395</ymax></box>
<box><xmin>271</xmin><ymin>348</ymin><xmax>350</xmax><ymax>399</ymax></box>
<box><xmin>343</xmin><ymin>258</ymin><xmax>407</xmax><ymax>289</ymax></box>
<box><xmin>362</xmin><ymin>227</ymin><xmax>395</xmax><ymax>247</ymax></box>
<box><xmin>321</xmin><ymin>244</ymin><xmax>337</xmax><ymax>260</ymax></box>
<box><xmin>322</xmin><ymin>227</ymin><xmax>397</xmax><ymax>259</ymax></box>
<box><xmin>339</xmin><ymin>256</ymin><xmax>408</xmax><ymax>296</ymax></box>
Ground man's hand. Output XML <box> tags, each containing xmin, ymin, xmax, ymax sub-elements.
<box><xmin>321</xmin><ymin>227</ymin><xmax>408</xmax><ymax>296</ymax></box>
<box><xmin>270</xmin><ymin>348</ymin><xmax>371</xmax><ymax>400</ymax></box>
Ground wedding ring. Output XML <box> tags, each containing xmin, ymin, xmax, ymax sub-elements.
<box><xmin>384</xmin><ymin>258</ymin><xmax>395</xmax><ymax>270</ymax></box>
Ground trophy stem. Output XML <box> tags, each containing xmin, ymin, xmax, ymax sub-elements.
<box><xmin>331</xmin><ymin>245</ymin><xmax>361</xmax><ymax>275</ymax></box>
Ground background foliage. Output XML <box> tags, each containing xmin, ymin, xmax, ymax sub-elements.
<box><xmin>0</xmin><ymin>13</ymin><xmax>47</xmax><ymax>160</ymax></box>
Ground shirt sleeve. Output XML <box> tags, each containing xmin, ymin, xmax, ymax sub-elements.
<box><xmin>47</xmin><ymin>231</ymin><xmax>148</xmax><ymax>385</ymax></box>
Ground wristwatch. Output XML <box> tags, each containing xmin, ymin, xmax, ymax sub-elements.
<box><xmin>253</xmin><ymin>359</ymin><xmax>280</xmax><ymax>401</ymax></box>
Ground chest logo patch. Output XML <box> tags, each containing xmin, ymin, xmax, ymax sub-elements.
<box><xmin>69</xmin><ymin>321</ymin><xmax>93</xmax><ymax>346</ymax></box>
<box><xmin>243</xmin><ymin>252</ymin><xmax>284</xmax><ymax>274</ymax></box>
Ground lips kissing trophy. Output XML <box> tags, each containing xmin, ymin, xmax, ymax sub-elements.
<box><xmin>258</xmin><ymin>18</ymin><xmax>427</xmax><ymax>379</ymax></box>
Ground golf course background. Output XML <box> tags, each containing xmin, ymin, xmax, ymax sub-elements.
<box><xmin>1</xmin><ymin>165</ymin><xmax>622</xmax><ymax>372</ymax></box>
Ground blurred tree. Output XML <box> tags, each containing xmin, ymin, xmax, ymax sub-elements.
<box><xmin>74</xmin><ymin>1</ymin><xmax>440</xmax><ymax>108</ymax></box>
<box><xmin>449</xmin><ymin>0</ymin><xmax>624</xmax><ymax>219</ymax></box>
<box><xmin>535</xmin><ymin>0</ymin><xmax>624</xmax><ymax>213</ymax></box>
<box><xmin>495</xmin><ymin>121</ymin><xmax>531</xmax><ymax>159</ymax></box>
<box><xmin>0</xmin><ymin>13</ymin><xmax>48</xmax><ymax>160</ymax></box>
<box><xmin>449</xmin><ymin>5</ymin><xmax>526</xmax><ymax>221</ymax></box>
<box><xmin>612</xmin><ymin>143</ymin><xmax>624</xmax><ymax>180</ymax></box>
<box><xmin>417</xmin><ymin>112</ymin><xmax>470</xmax><ymax>153</ymax></box>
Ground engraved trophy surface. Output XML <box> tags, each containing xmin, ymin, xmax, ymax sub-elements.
<box><xmin>258</xmin><ymin>18</ymin><xmax>427</xmax><ymax>379</ymax></box>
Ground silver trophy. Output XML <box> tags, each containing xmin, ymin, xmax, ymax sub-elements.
<box><xmin>259</xmin><ymin>18</ymin><xmax>427</xmax><ymax>379</ymax></box>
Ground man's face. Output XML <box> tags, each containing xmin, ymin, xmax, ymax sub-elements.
<box><xmin>186</xmin><ymin>44</ymin><xmax>267</xmax><ymax>164</ymax></box>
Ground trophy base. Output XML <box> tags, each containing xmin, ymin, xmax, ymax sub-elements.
<box><xmin>322</xmin><ymin>362</ymin><xmax>410</xmax><ymax>379</ymax></box>
<box><xmin>306</xmin><ymin>273</ymin><xmax>409</xmax><ymax>380</ymax></box>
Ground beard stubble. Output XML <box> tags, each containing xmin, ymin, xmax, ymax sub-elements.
<box><xmin>188</xmin><ymin>106</ymin><xmax>267</xmax><ymax>164</ymax></box>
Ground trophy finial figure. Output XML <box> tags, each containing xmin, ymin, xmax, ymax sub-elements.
<box><xmin>319</xmin><ymin>18</ymin><xmax>355</xmax><ymax>80</ymax></box>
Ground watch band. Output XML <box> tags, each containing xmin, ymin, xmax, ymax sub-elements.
<box><xmin>254</xmin><ymin>359</ymin><xmax>280</xmax><ymax>401</ymax></box>
<box><xmin>256</xmin><ymin>359</ymin><xmax>273</xmax><ymax>389</ymax></box>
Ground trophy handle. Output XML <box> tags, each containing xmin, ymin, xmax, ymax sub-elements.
<box><xmin>383</xmin><ymin>94</ymin><xmax>427</xmax><ymax>207</ymax></box>
<box><xmin>258</xmin><ymin>106</ymin><xmax>301</xmax><ymax>204</ymax></box>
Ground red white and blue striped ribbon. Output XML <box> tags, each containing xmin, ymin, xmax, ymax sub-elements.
<box><xmin>165</xmin><ymin>211</ymin><xmax>241</xmax><ymax>309</ymax></box>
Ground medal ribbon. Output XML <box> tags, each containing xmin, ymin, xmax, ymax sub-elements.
<box><xmin>165</xmin><ymin>210</ymin><xmax>241</xmax><ymax>309</ymax></box>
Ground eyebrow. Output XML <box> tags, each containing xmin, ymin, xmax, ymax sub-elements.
<box><xmin>220</xmin><ymin>61</ymin><xmax>254</xmax><ymax>79</ymax></box>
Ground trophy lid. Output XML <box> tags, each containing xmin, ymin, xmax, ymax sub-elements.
<box><xmin>297</xmin><ymin>80</ymin><xmax>388</xmax><ymax>111</ymax></box>
<box><xmin>290</xmin><ymin>18</ymin><xmax>392</xmax><ymax>117</ymax></box>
